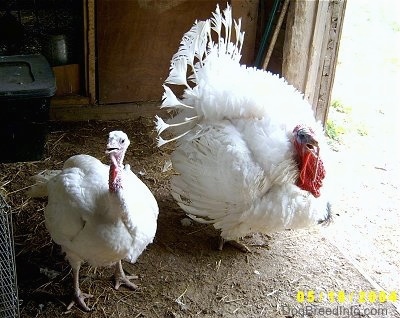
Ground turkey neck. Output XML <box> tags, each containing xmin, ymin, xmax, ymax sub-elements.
<box><xmin>108</xmin><ymin>153</ymin><xmax>124</xmax><ymax>192</ymax></box>
<box><xmin>107</xmin><ymin>152</ymin><xmax>136</xmax><ymax>236</ymax></box>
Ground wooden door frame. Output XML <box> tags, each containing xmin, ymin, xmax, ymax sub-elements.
<box><xmin>282</xmin><ymin>0</ymin><xmax>347</xmax><ymax>126</ymax></box>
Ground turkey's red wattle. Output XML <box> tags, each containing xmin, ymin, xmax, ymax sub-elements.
<box><xmin>297</xmin><ymin>149</ymin><xmax>325</xmax><ymax>197</ymax></box>
<box><xmin>292</xmin><ymin>125</ymin><xmax>326</xmax><ymax>198</ymax></box>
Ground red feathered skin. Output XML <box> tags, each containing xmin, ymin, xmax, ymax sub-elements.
<box><xmin>292</xmin><ymin>125</ymin><xmax>326</xmax><ymax>197</ymax></box>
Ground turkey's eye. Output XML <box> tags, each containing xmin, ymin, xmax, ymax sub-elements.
<box><xmin>121</xmin><ymin>139</ymin><xmax>125</xmax><ymax>144</ymax></box>
<box><xmin>297</xmin><ymin>131</ymin><xmax>308</xmax><ymax>143</ymax></box>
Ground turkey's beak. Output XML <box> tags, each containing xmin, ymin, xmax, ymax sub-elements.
<box><xmin>305</xmin><ymin>138</ymin><xmax>319</xmax><ymax>158</ymax></box>
<box><xmin>305</xmin><ymin>136</ymin><xmax>318</xmax><ymax>148</ymax></box>
<box><xmin>106</xmin><ymin>146</ymin><xmax>120</xmax><ymax>154</ymax></box>
<box><xmin>299</xmin><ymin>130</ymin><xmax>318</xmax><ymax>149</ymax></box>
<box><xmin>294</xmin><ymin>126</ymin><xmax>319</xmax><ymax>156</ymax></box>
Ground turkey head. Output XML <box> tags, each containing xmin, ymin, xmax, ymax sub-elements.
<box><xmin>292</xmin><ymin>125</ymin><xmax>326</xmax><ymax>197</ymax></box>
<box><xmin>106</xmin><ymin>131</ymin><xmax>130</xmax><ymax>192</ymax></box>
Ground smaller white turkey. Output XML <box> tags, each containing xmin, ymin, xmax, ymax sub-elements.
<box><xmin>28</xmin><ymin>131</ymin><xmax>159</xmax><ymax>311</ymax></box>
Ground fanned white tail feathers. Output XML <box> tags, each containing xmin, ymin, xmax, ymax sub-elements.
<box><xmin>156</xmin><ymin>4</ymin><xmax>246</xmax><ymax>147</ymax></box>
<box><xmin>156</xmin><ymin>4</ymin><xmax>315</xmax><ymax>147</ymax></box>
<box><xmin>27</xmin><ymin>170</ymin><xmax>61</xmax><ymax>198</ymax></box>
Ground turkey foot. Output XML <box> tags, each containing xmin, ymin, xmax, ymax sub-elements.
<box><xmin>67</xmin><ymin>290</ymin><xmax>94</xmax><ymax>312</ymax></box>
<box><xmin>114</xmin><ymin>260</ymin><xmax>139</xmax><ymax>290</ymax></box>
<box><xmin>218</xmin><ymin>237</ymin><xmax>251</xmax><ymax>253</ymax></box>
<box><xmin>67</xmin><ymin>265</ymin><xmax>93</xmax><ymax>312</ymax></box>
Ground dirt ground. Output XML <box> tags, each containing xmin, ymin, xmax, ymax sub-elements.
<box><xmin>1</xmin><ymin>1</ymin><xmax>400</xmax><ymax>317</ymax></box>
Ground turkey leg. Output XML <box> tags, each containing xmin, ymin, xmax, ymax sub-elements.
<box><xmin>67</xmin><ymin>264</ymin><xmax>93</xmax><ymax>312</ymax></box>
<box><xmin>114</xmin><ymin>260</ymin><xmax>139</xmax><ymax>290</ymax></box>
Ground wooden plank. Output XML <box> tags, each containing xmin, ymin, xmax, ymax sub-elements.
<box><xmin>316</xmin><ymin>0</ymin><xmax>347</xmax><ymax>124</ymax></box>
<box><xmin>282</xmin><ymin>0</ymin><xmax>318</xmax><ymax>94</ymax></box>
<box><xmin>52</xmin><ymin>64</ymin><xmax>81</xmax><ymax>96</ymax></box>
<box><xmin>85</xmin><ymin>0</ymin><xmax>96</xmax><ymax>104</ymax></box>
<box><xmin>303</xmin><ymin>0</ymin><xmax>330</xmax><ymax>106</ymax></box>
<box><xmin>51</xmin><ymin>96</ymin><xmax>90</xmax><ymax>106</ymax></box>
<box><xmin>50</xmin><ymin>101</ymin><xmax>165</xmax><ymax>121</ymax></box>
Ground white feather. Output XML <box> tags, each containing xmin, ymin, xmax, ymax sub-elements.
<box><xmin>164</xmin><ymin>58</ymin><xmax>189</xmax><ymax>88</ymax></box>
<box><xmin>161</xmin><ymin>85</ymin><xmax>193</xmax><ymax>109</ymax></box>
<box><xmin>27</xmin><ymin>169</ymin><xmax>62</xmax><ymax>197</ymax></box>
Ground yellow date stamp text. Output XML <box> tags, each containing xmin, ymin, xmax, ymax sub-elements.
<box><xmin>296</xmin><ymin>290</ymin><xmax>398</xmax><ymax>304</ymax></box>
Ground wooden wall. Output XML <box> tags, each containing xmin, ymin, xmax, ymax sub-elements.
<box><xmin>96</xmin><ymin>0</ymin><xmax>258</xmax><ymax>105</ymax></box>
<box><xmin>50</xmin><ymin>0</ymin><xmax>346</xmax><ymax>125</ymax></box>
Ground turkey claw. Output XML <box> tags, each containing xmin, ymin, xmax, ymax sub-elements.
<box><xmin>114</xmin><ymin>274</ymin><xmax>139</xmax><ymax>290</ymax></box>
<box><xmin>67</xmin><ymin>291</ymin><xmax>94</xmax><ymax>312</ymax></box>
<box><xmin>218</xmin><ymin>237</ymin><xmax>251</xmax><ymax>253</ymax></box>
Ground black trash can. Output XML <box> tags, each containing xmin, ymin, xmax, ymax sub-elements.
<box><xmin>0</xmin><ymin>54</ymin><xmax>56</xmax><ymax>163</ymax></box>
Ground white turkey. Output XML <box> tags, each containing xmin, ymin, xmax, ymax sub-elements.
<box><xmin>28</xmin><ymin>131</ymin><xmax>159</xmax><ymax>311</ymax></box>
<box><xmin>155</xmin><ymin>4</ymin><xmax>332</xmax><ymax>251</ymax></box>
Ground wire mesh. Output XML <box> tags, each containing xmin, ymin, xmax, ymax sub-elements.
<box><xmin>0</xmin><ymin>194</ymin><xmax>20</xmax><ymax>318</ymax></box>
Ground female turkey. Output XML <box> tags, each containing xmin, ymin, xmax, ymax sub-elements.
<box><xmin>29</xmin><ymin>131</ymin><xmax>159</xmax><ymax>311</ymax></box>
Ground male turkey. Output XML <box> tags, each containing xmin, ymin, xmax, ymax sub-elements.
<box><xmin>156</xmin><ymin>4</ymin><xmax>332</xmax><ymax>251</ymax></box>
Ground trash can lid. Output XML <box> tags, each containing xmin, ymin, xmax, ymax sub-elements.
<box><xmin>0</xmin><ymin>54</ymin><xmax>56</xmax><ymax>99</ymax></box>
